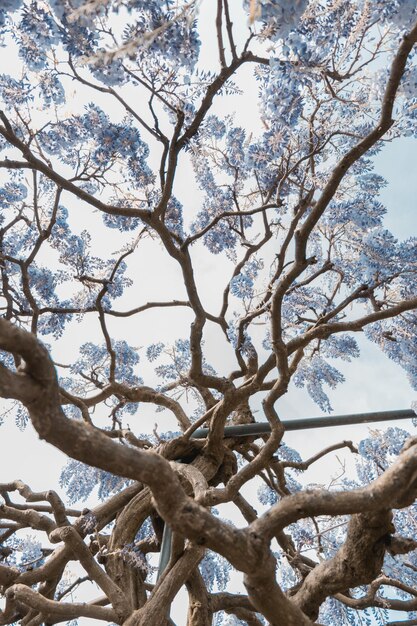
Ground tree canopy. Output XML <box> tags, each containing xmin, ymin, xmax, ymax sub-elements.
<box><xmin>0</xmin><ymin>1</ymin><xmax>416</xmax><ymax>624</ymax></box>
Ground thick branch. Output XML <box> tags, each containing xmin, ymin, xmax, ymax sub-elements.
<box><xmin>293</xmin><ymin>510</ymin><xmax>394</xmax><ymax>619</ymax></box>
<box><xmin>5</xmin><ymin>584</ymin><xmax>117</xmax><ymax>623</ymax></box>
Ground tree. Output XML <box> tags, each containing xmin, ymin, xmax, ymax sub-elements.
<box><xmin>0</xmin><ymin>0</ymin><xmax>416</xmax><ymax>624</ymax></box>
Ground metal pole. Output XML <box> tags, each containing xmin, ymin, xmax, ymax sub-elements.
<box><xmin>157</xmin><ymin>523</ymin><xmax>173</xmax><ymax>581</ymax></box>
<box><xmin>157</xmin><ymin>408</ymin><xmax>414</xmax><ymax>582</ymax></box>
<box><xmin>156</xmin><ymin>524</ymin><xmax>177</xmax><ymax>625</ymax></box>
<box><xmin>190</xmin><ymin>409</ymin><xmax>415</xmax><ymax>439</ymax></box>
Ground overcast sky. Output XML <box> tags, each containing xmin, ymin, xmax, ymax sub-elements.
<box><xmin>0</xmin><ymin>4</ymin><xmax>416</xmax><ymax>625</ymax></box>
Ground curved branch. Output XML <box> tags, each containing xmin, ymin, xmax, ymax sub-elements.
<box><xmin>5</xmin><ymin>584</ymin><xmax>117</xmax><ymax>623</ymax></box>
<box><xmin>0</xmin><ymin>113</ymin><xmax>150</xmax><ymax>220</ymax></box>
<box><xmin>49</xmin><ymin>525</ymin><xmax>127</xmax><ymax>620</ymax></box>
<box><xmin>252</xmin><ymin>436</ymin><xmax>417</xmax><ymax>541</ymax></box>
<box><xmin>292</xmin><ymin>510</ymin><xmax>394</xmax><ymax>620</ymax></box>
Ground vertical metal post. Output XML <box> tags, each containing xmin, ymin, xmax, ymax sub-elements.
<box><xmin>157</xmin><ymin>523</ymin><xmax>173</xmax><ymax>580</ymax></box>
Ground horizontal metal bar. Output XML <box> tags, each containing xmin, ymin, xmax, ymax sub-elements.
<box><xmin>158</xmin><ymin>409</ymin><xmax>414</xmax><ymax>588</ymax></box>
<box><xmin>191</xmin><ymin>409</ymin><xmax>415</xmax><ymax>439</ymax></box>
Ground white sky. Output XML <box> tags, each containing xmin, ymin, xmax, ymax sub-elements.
<box><xmin>0</xmin><ymin>2</ymin><xmax>416</xmax><ymax>625</ymax></box>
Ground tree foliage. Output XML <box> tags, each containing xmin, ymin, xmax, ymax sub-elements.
<box><xmin>0</xmin><ymin>0</ymin><xmax>416</xmax><ymax>624</ymax></box>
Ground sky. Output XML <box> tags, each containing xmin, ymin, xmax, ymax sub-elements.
<box><xmin>0</xmin><ymin>2</ymin><xmax>416</xmax><ymax>625</ymax></box>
